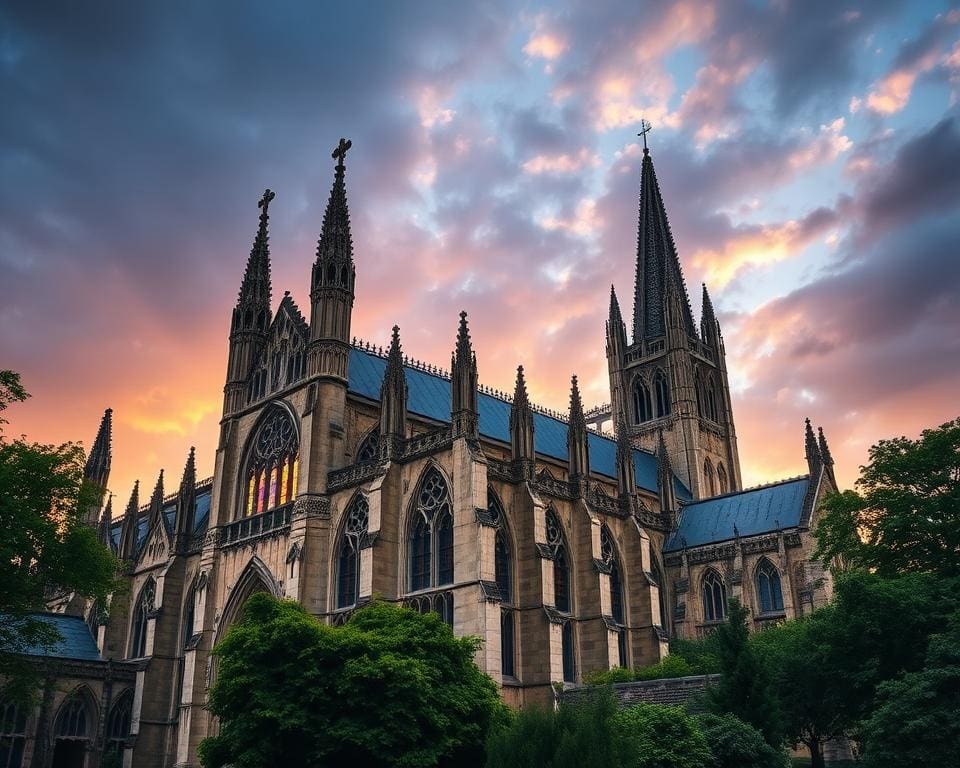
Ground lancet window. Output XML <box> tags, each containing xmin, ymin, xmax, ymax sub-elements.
<box><xmin>756</xmin><ymin>558</ymin><xmax>784</xmax><ymax>614</ymax></box>
<box><xmin>130</xmin><ymin>579</ymin><xmax>155</xmax><ymax>659</ymax></box>
<box><xmin>105</xmin><ymin>691</ymin><xmax>132</xmax><ymax>759</ymax></box>
<box><xmin>546</xmin><ymin>509</ymin><xmax>571</xmax><ymax>613</ymax></box>
<box><xmin>337</xmin><ymin>494</ymin><xmax>369</xmax><ymax>608</ymax></box>
<box><xmin>356</xmin><ymin>427</ymin><xmax>380</xmax><ymax>463</ymax></box>
<box><xmin>633</xmin><ymin>378</ymin><xmax>653</xmax><ymax>423</ymax></box>
<box><xmin>702</xmin><ymin>569</ymin><xmax>727</xmax><ymax>623</ymax></box>
<box><xmin>408</xmin><ymin>469</ymin><xmax>454</xmax><ymax>592</ymax></box>
<box><xmin>654</xmin><ymin>370</ymin><xmax>671</xmax><ymax>417</ymax></box>
<box><xmin>489</xmin><ymin>490</ymin><xmax>515</xmax><ymax>677</ymax></box>
<box><xmin>242</xmin><ymin>406</ymin><xmax>299</xmax><ymax>518</ymax></box>
<box><xmin>601</xmin><ymin>525</ymin><xmax>627</xmax><ymax>667</ymax></box>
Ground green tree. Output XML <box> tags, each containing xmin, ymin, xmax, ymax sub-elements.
<box><xmin>705</xmin><ymin>600</ymin><xmax>782</xmax><ymax>748</ymax></box>
<box><xmin>200</xmin><ymin>594</ymin><xmax>509</xmax><ymax>768</ymax></box>
<box><xmin>611</xmin><ymin>702</ymin><xmax>711</xmax><ymax>768</ymax></box>
<box><xmin>695</xmin><ymin>713</ymin><xmax>788</xmax><ymax>768</ymax></box>
<box><xmin>860</xmin><ymin>615</ymin><xmax>960</xmax><ymax>768</ymax></box>
<box><xmin>0</xmin><ymin>371</ymin><xmax>118</xmax><ymax>702</ymax></box>
<box><xmin>815</xmin><ymin>417</ymin><xmax>960</xmax><ymax>576</ymax></box>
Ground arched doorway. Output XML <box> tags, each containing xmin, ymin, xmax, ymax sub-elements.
<box><xmin>52</xmin><ymin>691</ymin><xmax>94</xmax><ymax>768</ymax></box>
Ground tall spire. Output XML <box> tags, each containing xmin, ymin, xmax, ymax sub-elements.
<box><xmin>450</xmin><ymin>311</ymin><xmax>479</xmax><ymax>438</ymax></box>
<box><xmin>818</xmin><ymin>426</ymin><xmax>837</xmax><ymax>488</ymax></box>
<box><xmin>632</xmin><ymin>148</ymin><xmax>697</xmax><ymax>342</ymax></box>
<box><xmin>804</xmin><ymin>418</ymin><xmax>822</xmax><ymax>476</ymax></box>
<box><xmin>237</xmin><ymin>189</ymin><xmax>274</xmax><ymax>309</ymax></box>
<box><xmin>84</xmin><ymin>408</ymin><xmax>112</xmax><ymax>490</ymax></box>
<box><xmin>315</xmin><ymin>138</ymin><xmax>355</xmax><ymax>267</ymax></box>
<box><xmin>380</xmin><ymin>326</ymin><xmax>408</xmax><ymax>450</ymax></box>
<box><xmin>567</xmin><ymin>375</ymin><xmax>590</xmax><ymax>486</ymax></box>
<box><xmin>174</xmin><ymin>447</ymin><xmax>197</xmax><ymax>552</ymax></box>
<box><xmin>510</xmin><ymin>365</ymin><xmax>535</xmax><ymax>478</ymax></box>
<box><xmin>119</xmin><ymin>480</ymin><xmax>140</xmax><ymax>561</ymax></box>
<box><xmin>656</xmin><ymin>430</ymin><xmax>677</xmax><ymax>518</ymax></box>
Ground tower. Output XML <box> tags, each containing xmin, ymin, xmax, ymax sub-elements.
<box><xmin>224</xmin><ymin>190</ymin><xmax>274</xmax><ymax>416</ymax></box>
<box><xmin>607</xmin><ymin>143</ymin><xmax>741</xmax><ymax>499</ymax></box>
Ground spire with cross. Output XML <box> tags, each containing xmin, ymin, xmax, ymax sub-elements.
<box><xmin>638</xmin><ymin>118</ymin><xmax>652</xmax><ymax>154</ymax></box>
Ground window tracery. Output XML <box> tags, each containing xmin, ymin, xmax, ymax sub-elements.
<box><xmin>633</xmin><ymin>378</ymin><xmax>653</xmax><ymax>423</ymax></box>
<box><xmin>702</xmin><ymin>569</ymin><xmax>727</xmax><ymax>623</ymax></box>
<box><xmin>242</xmin><ymin>407</ymin><xmax>299</xmax><ymax>518</ymax></box>
<box><xmin>356</xmin><ymin>427</ymin><xmax>380</xmax><ymax>463</ymax></box>
<box><xmin>408</xmin><ymin>469</ymin><xmax>453</xmax><ymax>592</ymax></box>
<box><xmin>756</xmin><ymin>558</ymin><xmax>784</xmax><ymax>614</ymax></box>
<box><xmin>130</xmin><ymin>579</ymin><xmax>155</xmax><ymax>659</ymax></box>
<box><xmin>547</xmin><ymin>509</ymin><xmax>571</xmax><ymax>613</ymax></box>
<box><xmin>336</xmin><ymin>494</ymin><xmax>369</xmax><ymax>608</ymax></box>
<box><xmin>654</xmin><ymin>370</ymin><xmax>671</xmax><ymax>417</ymax></box>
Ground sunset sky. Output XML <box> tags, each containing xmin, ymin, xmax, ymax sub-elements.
<box><xmin>2</xmin><ymin>1</ymin><xmax>959</xmax><ymax>502</ymax></box>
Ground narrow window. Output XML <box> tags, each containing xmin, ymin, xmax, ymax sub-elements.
<box><xmin>633</xmin><ymin>380</ymin><xmax>653</xmax><ymax>423</ymax></box>
<box><xmin>704</xmin><ymin>459</ymin><xmax>716</xmax><ymax>496</ymax></box>
<box><xmin>561</xmin><ymin>622</ymin><xmax>576</xmax><ymax>682</ymax></box>
<box><xmin>336</xmin><ymin>495</ymin><xmax>369</xmax><ymax>609</ymax></box>
<box><xmin>130</xmin><ymin>580</ymin><xmax>155</xmax><ymax>658</ymax></box>
<box><xmin>717</xmin><ymin>463</ymin><xmax>728</xmax><ymax>495</ymax></box>
<box><xmin>654</xmin><ymin>371</ymin><xmax>671</xmax><ymax>417</ymax></box>
<box><xmin>500</xmin><ymin>609</ymin><xmax>515</xmax><ymax>677</ymax></box>
<box><xmin>756</xmin><ymin>559</ymin><xmax>784</xmax><ymax>614</ymax></box>
<box><xmin>702</xmin><ymin>570</ymin><xmax>727</xmax><ymax>623</ymax></box>
<box><xmin>407</xmin><ymin>469</ymin><xmax>453</xmax><ymax>592</ymax></box>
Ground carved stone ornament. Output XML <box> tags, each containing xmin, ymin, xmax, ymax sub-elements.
<box><xmin>293</xmin><ymin>494</ymin><xmax>331</xmax><ymax>519</ymax></box>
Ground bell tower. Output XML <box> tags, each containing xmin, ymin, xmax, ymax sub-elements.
<box><xmin>607</xmin><ymin>136</ymin><xmax>741</xmax><ymax>499</ymax></box>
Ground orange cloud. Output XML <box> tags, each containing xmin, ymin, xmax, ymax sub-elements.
<box><xmin>521</xmin><ymin>148</ymin><xmax>600</xmax><ymax>174</ymax></box>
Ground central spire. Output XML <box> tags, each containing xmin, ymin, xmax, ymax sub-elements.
<box><xmin>632</xmin><ymin>148</ymin><xmax>697</xmax><ymax>342</ymax></box>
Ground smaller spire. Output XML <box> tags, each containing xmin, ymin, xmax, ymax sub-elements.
<box><xmin>97</xmin><ymin>494</ymin><xmax>113</xmax><ymax>546</ymax></box>
<box><xmin>84</xmin><ymin>408</ymin><xmax>112</xmax><ymax>489</ymax></box>
<box><xmin>510</xmin><ymin>366</ymin><xmax>535</xmax><ymax>476</ymax></box>
<box><xmin>568</xmin><ymin>375</ymin><xmax>586</xmax><ymax>433</ymax></box>
<box><xmin>609</xmin><ymin>285</ymin><xmax>623</xmax><ymax>326</ymax></box>
<box><xmin>315</xmin><ymin>138</ymin><xmax>354</xmax><ymax>267</ymax></box>
<box><xmin>147</xmin><ymin>469</ymin><xmax>165</xmax><ymax>533</ymax></box>
<box><xmin>454</xmin><ymin>311</ymin><xmax>473</xmax><ymax>366</ymax></box>
<box><xmin>174</xmin><ymin>448</ymin><xmax>197</xmax><ymax>552</ymax></box>
<box><xmin>380</xmin><ymin>326</ymin><xmax>408</xmax><ymax>444</ymax></box>
<box><xmin>701</xmin><ymin>283</ymin><xmax>718</xmax><ymax>338</ymax></box>
<box><xmin>237</xmin><ymin>189</ymin><xmax>274</xmax><ymax>308</ymax></box>
<box><xmin>512</xmin><ymin>365</ymin><xmax>529</xmax><ymax>408</ymax></box>
<box><xmin>818</xmin><ymin>426</ymin><xmax>837</xmax><ymax>489</ymax></box>
<box><xmin>567</xmin><ymin>375</ymin><xmax>590</xmax><ymax>486</ymax></box>
<box><xmin>119</xmin><ymin>480</ymin><xmax>140</xmax><ymax>561</ymax></box>
<box><xmin>656</xmin><ymin>430</ymin><xmax>677</xmax><ymax>514</ymax></box>
<box><xmin>804</xmin><ymin>418</ymin><xmax>822</xmax><ymax>476</ymax></box>
<box><xmin>450</xmin><ymin>311</ymin><xmax>479</xmax><ymax>438</ymax></box>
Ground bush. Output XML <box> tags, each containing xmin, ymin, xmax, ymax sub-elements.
<box><xmin>611</xmin><ymin>702</ymin><xmax>712</xmax><ymax>768</ymax></box>
<box><xmin>584</xmin><ymin>655</ymin><xmax>698</xmax><ymax>686</ymax></box>
<box><xmin>696</xmin><ymin>713</ymin><xmax>788</xmax><ymax>768</ymax></box>
<box><xmin>670</xmin><ymin>635</ymin><xmax>722</xmax><ymax>675</ymax></box>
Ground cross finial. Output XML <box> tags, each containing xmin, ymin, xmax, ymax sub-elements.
<box><xmin>258</xmin><ymin>188</ymin><xmax>275</xmax><ymax>216</ymax></box>
<box><xmin>332</xmin><ymin>138</ymin><xmax>352</xmax><ymax>170</ymax></box>
<box><xmin>638</xmin><ymin>119</ymin><xmax>652</xmax><ymax>154</ymax></box>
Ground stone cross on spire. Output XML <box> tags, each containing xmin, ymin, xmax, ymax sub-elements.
<box><xmin>258</xmin><ymin>188</ymin><xmax>275</xmax><ymax>218</ymax></box>
<box><xmin>333</xmin><ymin>138</ymin><xmax>352</xmax><ymax>170</ymax></box>
<box><xmin>637</xmin><ymin>118</ymin><xmax>652</xmax><ymax>153</ymax></box>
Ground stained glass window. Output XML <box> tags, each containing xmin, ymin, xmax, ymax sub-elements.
<box><xmin>242</xmin><ymin>407</ymin><xmax>299</xmax><ymax>519</ymax></box>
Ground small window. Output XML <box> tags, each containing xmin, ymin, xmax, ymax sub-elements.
<box><xmin>702</xmin><ymin>570</ymin><xmax>727</xmax><ymax>623</ymax></box>
<box><xmin>654</xmin><ymin>371</ymin><xmax>671</xmax><ymax>417</ymax></box>
<box><xmin>130</xmin><ymin>580</ymin><xmax>155</xmax><ymax>658</ymax></box>
<box><xmin>500</xmin><ymin>609</ymin><xmax>515</xmax><ymax>677</ymax></box>
<box><xmin>756</xmin><ymin>559</ymin><xmax>784</xmax><ymax>614</ymax></box>
<box><xmin>633</xmin><ymin>379</ymin><xmax>653</xmax><ymax>423</ymax></box>
<box><xmin>561</xmin><ymin>622</ymin><xmax>576</xmax><ymax>682</ymax></box>
<box><xmin>547</xmin><ymin>510</ymin><xmax>571</xmax><ymax>613</ymax></box>
<box><xmin>0</xmin><ymin>702</ymin><xmax>27</xmax><ymax>768</ymax></box>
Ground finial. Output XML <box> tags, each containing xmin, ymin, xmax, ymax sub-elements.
<box><xmin>258</xmin><ymin>188</ymin><xmax>275</xmax><ymax>218</ymax></box>
<box><xmin>332</xmin><ymin>138</ymin><xmax>352</xmax><ymax>171</ymax></box>
<box><xmin>638</xmin><ymin>118</ymin><xmax>652</xmax><ymax>154</ymax></box>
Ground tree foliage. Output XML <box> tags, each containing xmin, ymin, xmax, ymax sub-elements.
<box><xmin>610</xmin><ymin>702</ymin><xmax>712</xmax><ymax>768</ymax></box>
<box><xmin>695</xmin><ymin>713</ymin><xmax>788</xmax><ymax>768</ymax></box>
<box><xmin>705</xmin><ymin>600</ymin><xmax>781</xmax><ymax>747</ymax></box>
<box><xmin>0</xmin><ymin>370</ymin><xmax>118</xmax><ymax>702</ymax></box>
<box><xmin>815</xmin><ymin>417</ymin><xmax>960</xmax><ymax>576</ymax></box>
<box><xmin>200</xmin><ymin>594</ymin><xmax>509</xmax><ymax>768</ymax></box>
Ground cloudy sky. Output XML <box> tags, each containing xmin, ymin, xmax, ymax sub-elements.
<box><xmin>2</xmin><ymin>0</ymin><xmax>959</xmax><ymax>502</ymax></box>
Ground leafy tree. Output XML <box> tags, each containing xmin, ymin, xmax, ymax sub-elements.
<box><xmin>0</xmin><ymin>371</ymin><xmax>118</xmax><ymax>702</ymax></box>
<box><xmin>669</xmin><ymin>634</ymin><xmax>722</xmax><ymax>676</ymax></box>
<box><xmin>200</xmin><ymin>594</ymin><xmax>509</xmax><ymax>768</ymax></box>
<box><xmin>610</xmin><ymin>702</ymin><xmax>711</xmax><ymax>768</ymax></box>
<box><xmin>695</xmin><ymin>713</ymin><xmax>788</xmax><ymax>768</ymax></box>
<box><xmin>583</xmin><ymin>655</ymin><xmax>698</xmax><ymax>686</ymax></box>
<box><xmin>815</xmin><ymin>417</ymin><xmax>960</xmax><ymax>576</ymax></box>
<box><xmin>860</xmin><ymin>614</ymin><xmax>960</xmax><ymax>768</ymax></box>
<box><xmin>705</xmin><ymin>600</ymin><xmax>782</xmax><ymax>747</ymax></box>
<box><xmin>485</xmin><ymin>705</ymin><xmax>558</xmax><ymax>768</ymax></box>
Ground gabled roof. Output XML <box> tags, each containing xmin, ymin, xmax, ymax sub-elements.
<box><xmin>4</xmin><ymin>613</ymin><xmax>102</xmax><ymax>661</ymax></box>
<box><xmin>109</xmin><ymin>484</ymin><xmax>212</xmax><ymax>554</ymax></box>
<box><xmin>348</xmin><ymin>347</ymin><xmax>691</xmax><ymax>498</ymax></box>
<box><xmin>663</xmin><ymin>476</ymin><xmax>809</xmax><ymax>552</ymax></box>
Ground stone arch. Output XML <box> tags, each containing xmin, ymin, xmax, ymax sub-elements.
<box><xmin>129</xmin><ymin>576</ymin><xmax>156</xmax><ymax>658</ymax></box>
<box><xmin>403</xmin><ymin>462</ymin><xmax>454</xmax><ymax>593</ymax></box>
<box><xmin>52</xmin><ymin>684</ymin><xmax>98</xmax><ymax>766</ymax></box>
<box><xmin>216</xmin><ymin>556</ymin><xmax>280</xmax><ymax>643</ymax></box>
<box><xmin>235</xmin><ymin>399</ymin><xmax>301</xmax><ymax>519</ymax></box>
<box><xmin>333</xmin><ymin>490</ymin><xmax>369</xmax><ymax>609</ymax></box>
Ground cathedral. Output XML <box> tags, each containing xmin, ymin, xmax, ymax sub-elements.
<box><xmin>9</xmin><ymin>138</ymin><xmax>838</xmax><ymax>768</ymax></box>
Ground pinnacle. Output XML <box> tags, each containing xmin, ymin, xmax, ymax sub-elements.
<box><xmin>102</xmin><ymin>494</ymin><xmax>113</xmax><ymax>523</ymax></box>
<box><xmin>180</xmin><ymin>447</ymin><xmax>196</xmax><ymax>489</ymax></box>
<box><xmin>817</xmin><ymin>426</ymin><xmax>834</xmax><ymax>465</ymax></box>
<box><xmin>656</xmin><ymin>430</ymin><xmax>673</xmax><ymax>472</ymax></box>
<box><xmin>124</xmin><ymin>480</ymin><xmax>140</xmax><ymax>517</ymax></box>
<box><xmin>316</xmin><ymin>139</ymin><xmax>354</xmax><ymax>265</ymax></box>
<box><xmin>454</xmin><ymin>310</ymin><xmax>473</xmax><ymax>364</ymax></box>
<box><xmin>568</xmin><ymin>375</ymin><xmax>586</xmax><ymax>430</ymax></box>
<box><xmin>150</xmin><ymin>469</ymin><xmax>165</xmax><ymax>505</ymax></box>
<box><xmin>609</xmin><ymin>285</ymin><xmax>623</xmax><ymax>323</ymax></box>
<box><xmin>512</xmin><ymin>365</ymin><xmax>529</xmax><ymax>407</ymax></box>
<box><xmin>84</xmin><ymin>407</ymin><xmax>113</xmax><ymax>480</ymax></box>
<box><xmin>238</xmin><ymin>189</ymin><xmax>273</xmax><ymax>308</ymax></box>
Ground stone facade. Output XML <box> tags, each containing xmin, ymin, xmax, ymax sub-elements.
<box><xmin>14</xmin><ymin>139</ymin><xmax>837</xmax><ymax>768</ymax></box>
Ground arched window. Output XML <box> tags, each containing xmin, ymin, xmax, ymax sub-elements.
<box><xmin>705</xmin><ymin>378</ymin><xmax>719</xmax><ymax>422</ymax></box>
<box><xmin>130</xmin><ymin>579</ymin><xmax>155</xmax><ymax>659</ymax></box>
<box><xmin>702</xmin><ymin>569</ymin><xmax>727</xmax><ymax>623</ymax></box>
<box><xmin>561</xmin><ymin>621</ymin><xmax>576</xmax><ymax>683</ymax></box>
<box><xmin>756</xmin><ymin>559</ymin><xmax>784</xmax><ymax>614</ymax></box>
<box><xmin>632</xmin><ymin>379</ymin><xmax>653</xmax><ymax>423</ymax></box>
<box><xmin>717</xmin><ymin>463</ymin><xmax>728</xmax><ymax>494</ymax></box>
<box><xmin>0</xmin><ymin>702</ymin><xmax>27</xmax><ymax>768</ymax></box>
<box><xmin>242</xmin><ymin>406</ymin><xmax>299</xmax><ymax>518</ymax></box>
<box><xmin>105</xmin><ymin>691</ymin><xmax>132</xmax><ymax>759</ymax></box>
<box><xmin>704</xmin><ymin>458</ymin><xmax>716</xmax><ymax>497</ymax></box>
<box><xmin>356</xmin><ymin>427</ymin><xmax>380</xmax><ymax>463</ymax></box>
<box><xmin>695</xmin><ymin>373</ymin><xmax>705</xmax><ymax>417</ymax></box>
<box><xmin>489</xmin><ymin>490</ymin><xmax>515</xmax><ymax>677</ymax></box>
<box><xmin>336</xmin><ymin>494</ymin><xmax>369</xmax><ymax>608</ymax></box>
<box><xmin>182</xmin><ymin>587</ymin><xmax>195</xmax><ymax>649</ymax></box>
<box><xmin>654</xmin><ymin>371</ymin><xmax>671</xmax><ymax>417</ymax></box>
<box><xmin>651</xmin><ymin>558</ymin><xmax>670</xmax><ymax>632</ymax></box>
<box><xmin>408</xmin><ymin>469</ymin><xmax>454</xmax><ymax>592</ymax></box>
<box><xmin>601</xmin><ymin>525</ymin><xmax>627</xmax><ymax>667</ymax></box>
<box><xmin>55</xmin><ymin>694</ymin><xmax>91</xmax><ymax>744</ymax></box>
<box><xmin>546</xmin><ymin>509</ymin><xmax>571</xmax><ymax>613</ymax></box>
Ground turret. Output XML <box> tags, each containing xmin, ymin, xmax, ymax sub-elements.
<box><xmin>567</xmin><ymin>375</ymin><xmax>590</xmax><ymax>490</ymax></box>
<box><xmin>173</xmin><ymin>447</ymin><xmax>197</xmax><ymax>553</ymax></box>
<box><xmin>224</xmin><ymin>190</ymin><xmax>274</xmax><ymax>415</ymax></box>
<box><xmin>119</xmin><ymin>481</ymin><xmax>140</xmax><ymax>562</ymax></box>
<box><xmin>309</xmin><ymin>138</ymin><xmax>356</xmax><ymax>382</ymax></box>
<box><xmin>509</xmin><ymin>365</ymin><xmax>535</xmax><ymax>480</ymax></box>
<box><xmin>379</xmin><ymin>326</ymin><xmax>408</xmax><ymax>457</ymax></box>
<box><xmin>450</xmin><ymin>311</ymin><xmax>479</xmax><ymax>439</ymax></box>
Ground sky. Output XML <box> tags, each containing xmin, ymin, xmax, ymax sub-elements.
<box><xmin>2</xmin><ymin>0</ymin><xmax>959</xmax><ymax>503</ymax></box>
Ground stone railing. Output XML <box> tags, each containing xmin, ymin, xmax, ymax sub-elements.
<box><xmin>220</xmin><ymin>504</ymin><xmax>292</xmax><ymax>547</ymax></box>
<box><xmin>533</xmin><ymin>473</ymin><xmax>576</xmax><ymax>500</ymax></box>
<box><xmin>487</xmin><ymin>457</ymin><xmax>519</xmax><ymax>482</ymax></box>
<box><xmin>401</xmin><ymin>426</ymin><xmax>453</xmax><ymax>461</ymax></box>
<box><xmin>327</xmin><ymin>461</ymin><xmax>384</xmax><ymax>492</ymax></box>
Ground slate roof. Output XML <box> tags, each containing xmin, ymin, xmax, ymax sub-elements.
<box><xmin>3</xmin><ymin>613</ymin><xmax>102</xmax><ymax>661</ymax></box>
<box><xmin>109</xmin><ymin>485</ymin><xmax>212</xmax><ymax>553</ymax></box>
<box><xmin>348</xmin><ymin>347</ymin><xmax>690</xmax><ymax>498</ymax></box>
<box><xmin>663</xmin><ymin>476</ymin><xmax>809</xmax><ymax>552</ymax></box>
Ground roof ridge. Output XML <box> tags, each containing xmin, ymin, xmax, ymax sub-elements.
<box><xmin>682</xmin><ymin>473</ymin><xmax>810</xmax><ymax>506</ymax></box>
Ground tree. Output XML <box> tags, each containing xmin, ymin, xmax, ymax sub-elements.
<box><xmin>815</xmin><ymin>417</ymin><xmax>960</xmax><ymax>576</ymax></box>
<box><xmin>610</xmin><ymin>702</ymin><xmax>712</xmax><ymax>768</ymax></box>
<box><xmin>0</xmin><ymin>371</ymin><xmax>118</xmax><ymax>702</ymax></box>
<box><xmin>860</xmin><ymin>615</ymin><xmax>960</xmax><ymax>768</ymax></box>
<box><xmin>705</xmin><ymin>600</ymin><xmax>782</xmax><ymax>748</ymax></box>
<box><xmin>200</xmin><ymin>594</ymin><xmax>509</xmax><ymax>768</ymax></box>
<box><xmin>695</xmin><ymin>713</ymin><xmax>788</xmax><ymax>768</ymax></box>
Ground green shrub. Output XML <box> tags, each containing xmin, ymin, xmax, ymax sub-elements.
<box><xmin>611</xmin><ymin>702</ymin><xmax>712</xmax><ymax>768</ymax></box>
<box><xmin>634</xmin><ymin>654</ymin><xmax>696</xmax><ymax>681</ymax></box>
<box><xmin>583</xmin><ymin>666</ymin><xmax>637</xmax><ymax>685</ymax></box>
<box><xmin>696</xmin><ymin>713</ymin><xmax>788</xmax><ymax>768</ymax></box>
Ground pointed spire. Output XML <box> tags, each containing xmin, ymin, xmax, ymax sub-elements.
<box><xmin>238</xmin><ymin>189</ymin><xmax>274</xmax><ymax>309</ymax></box>
<box><xmin>567</xmin><ymin>375</ymin><xmax>590</xmax><ymax>486</ymax></box>
<box><xmin>615</xmin><ymin>417</ymin><xmax>637</xmax><ymax>499</ymax></box>
<box><xmin>804</xmin><ymin>418</ymin><xmax>822</xmax><ymax>476</ymax></box>
<box><xmin>510</xmin><ymin>366</ymin><xmax>535</xmax><ymax>477</ymax></box>
<box><xmin>147</xmin><ymin>469</ymin><xmax>165</xmax><ymax>533</ymax></box>
<box><xmin>656</xmin><ymin>430</ymin><xmax>677</xmax><ymax>516</ymax></box>
<box><xmin>632</xmin><ymin>148</ymin><xmax>697</xmax><ymax>342</ymax></box>
<box><xmin>174</xmin><ymin>448</ymin><xmax>197</xmax><ymax>552</ymax></box>
<box><xmin>609</xmin><ymin>285</ymin><xmax>624</xmax><ymax>326</ymax></box>
<box><xmin>97</xmin><ymin>494</ymin><xmax>113</xmax><ymax>546</ymax></box>
<box><xmin>119</xmin><ymin>480</ymin><xmax>140</xmax><ymax>561</ymax></box>
<box><xmin>315</xmin><ymin>138</ymin><xmax>354</xmax><ymax>267</ymax></box>
<box><xmin>84</xmin><ymin>408</ymin><xmax>112</xmax><ymax>489</ymax></box>
<box><xmin>380</xmin><ymin>326</ymin><xmax>408</xmax><ymax>445</ymax></box>
<box><xmin>818</xmin><ymin>426</ymin><xmax>837</xmax><ymax>488</ymax></box>
<box><xmin>450</xmin><ymin>311</ymin><xmax>479</xmax><ymax>438</ymax></box>
<box><xmin>700</xmin><ymin>283</ymin><xmax>719</xmax><ymax>342</ymax></box>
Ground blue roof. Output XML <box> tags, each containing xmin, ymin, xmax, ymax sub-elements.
<box><xmin>663</xmin><ymin>476</ymin><xmax>809</xmax><ymax>552</ymax></box>
<box><xmin>348</xmin><ymin>347</ymin><xmax>686</xmax><ymax>496</ymax></box>
<box><xmin>2</xmin><ymin>613</ymin><xmax>102</xmax><ymax>661</ymax></box>
<box><xmin>109</xmin><ymin>486</ymin><xmax>212</xmax><ymax>552</ymax></box>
